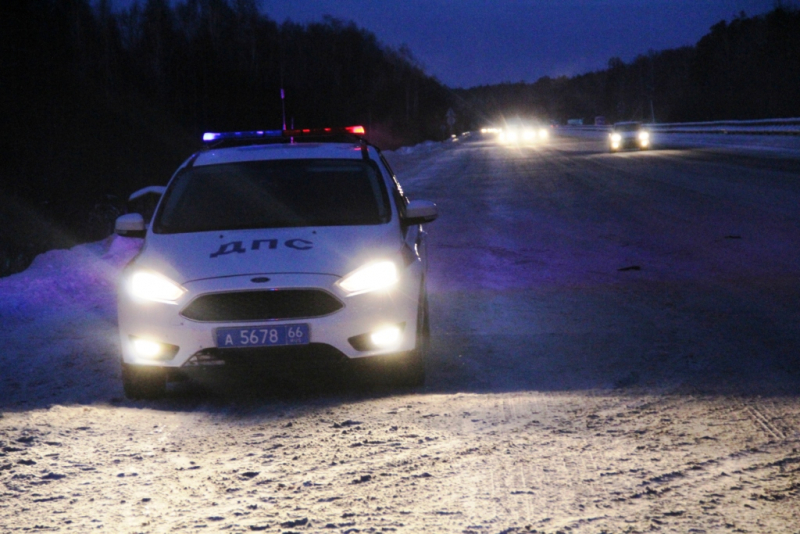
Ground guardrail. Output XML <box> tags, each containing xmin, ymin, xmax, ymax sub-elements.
<box><xmin>562</xmin><ymin>118</ymin><xmax>800</xmax><ymax>137</ymax></box>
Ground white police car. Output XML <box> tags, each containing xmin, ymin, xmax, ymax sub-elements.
<box><xmin>114</xmin><ymin>126</ymin><xmax>437</xmax><ymax>399</ymax></box>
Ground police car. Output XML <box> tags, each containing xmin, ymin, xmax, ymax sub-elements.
<box><xmin>114</xmin><ymin>126</ymin><xmax>438</xmax><ymax>399</ymax></box>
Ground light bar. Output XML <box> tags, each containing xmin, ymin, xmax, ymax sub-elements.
<box><xmin>283</xmin><ymin>125</ymin><xmax>366</xmax><ymax>137</ymax></box>
<box><xmin>202</xmin><ymin>126</ymin><xmax>366</xmax><ymax>144</ymax></box>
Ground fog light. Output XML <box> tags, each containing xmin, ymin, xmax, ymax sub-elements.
<box><xmin>370</xmin><ymin>326</ymin><xmax>402</xmax><ymax>348</ymax></box>
<box><xmin>130</xmin><ymin>337</ymin><xmax>179</xmax><ymax>361</ymax></box>
<box><xmin>348</xmin><ymin>323</ymin><xmax>406</xmax><ymax>351</ymax></box>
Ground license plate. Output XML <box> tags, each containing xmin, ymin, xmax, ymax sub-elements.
<box><xmin>215</xmin><ymin>324</ymin><xmax>309</xmax><ymax>348</ymax></box>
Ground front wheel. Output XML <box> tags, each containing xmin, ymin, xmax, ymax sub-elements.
<box><xmin>396</xmin><ymin>293</ymin><xmax>429</xmax><ymax>387</ymax></box>
<box><xmin>122</xmin><ymin>363</ymin><xmax>167</xmax><ymax>400</ymax></box>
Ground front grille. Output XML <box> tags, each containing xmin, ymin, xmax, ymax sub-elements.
<box><xmin>181</xmin><ymin>289</ymin><xmax>343</xmax><ymax>322</ymax></box>
<box><xmin>190</xmin><ymin>343</ymin><xmax>348</xmax><ymax>368</ymax></box>
<box><xmin>182</xmin><ymin>344</ymin><xmax>350</xmax><ymax>386</ymax></box>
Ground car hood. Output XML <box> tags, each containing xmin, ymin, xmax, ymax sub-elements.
<box><xmin>132</xmin><ymin>225</ymin><xmax>402</xmax><ymax>284</ymax></box>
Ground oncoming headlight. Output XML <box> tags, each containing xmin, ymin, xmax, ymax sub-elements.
<box><xmin>610</xmin><ymin>133</ymin><xmax>622</xmax><ymax>143</ymax></box>
<box><xmin>337</xmin><ymin>260</ymin><xmax>399</xmax><ymax>296</ymax></box>
<box><xmin>128</xmin><ymin>271</ymin><xmax>186</xmax><ymax>304</ymax></box>
<box><xmin>638</xmin><ymin>131</ymin><xmax>650</xmax><ymax>141</ymax></box>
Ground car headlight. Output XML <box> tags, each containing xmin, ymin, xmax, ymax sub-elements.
<box><xmin>538</xmin><ymin>128</ymin><xmax>549</xmax><ymax>139</ymax></box>
<box><xmin>610</xmin><ymin>133</ymin><xmax>622</xmax><ymax>143</ymax></box>
<box><xmin>127</xmin><ymin>271</ymin><xmax>186</xmax><ymax>304</ymax></box>
<box><xmin>638</xmin><ymin>131</ymin><xmax>650</xmax><ymax>141</ymax></box>
<box><xmin>337</xmin><ymin>260</ymin><xmax>398</xmax><ymax>296</ymax></box>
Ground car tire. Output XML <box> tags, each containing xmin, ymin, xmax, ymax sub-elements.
<box><xmin>122</xmin><ymin>363</ymin><xmax>167</xmax><ymax>400</ymax></box>
<box><xmin>396</xmin><ymin>292</ymin><xmax>429</xmax><ymax>388</ymax></box>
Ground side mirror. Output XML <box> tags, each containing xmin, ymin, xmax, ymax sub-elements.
<box><xmin>128</xmin><ymin>185</ymin><xmax>166</xmax><ymax>225</ymax></box>
<box><xmin>115</xmin><ymin>213</ymin><xmax>146</xmax><ymax>238</ymax></box>
<box><xmin>128</xmin><ymin>185</ymin><xmax>166</xmax><ymax>201</ymax></box>
<box><xmin>404</xmin><ymin>200</ymin><xmax>438</xmax><ymax>225</ymax></box>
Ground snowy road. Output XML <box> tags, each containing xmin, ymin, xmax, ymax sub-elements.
<box><xmin>2</xmin><ymin>135</ymin><xmax>800</xmax><ymax>532</ymax></box>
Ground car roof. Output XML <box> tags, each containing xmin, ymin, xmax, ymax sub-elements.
<box><xmin>193</xmin><ymin>142</ymin><xmax>372</xmax><ymax>167</ymax></box>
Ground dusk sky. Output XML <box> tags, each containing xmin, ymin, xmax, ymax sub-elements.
<box><xmin>109</xmin><ymin>0</ymin><xmax>779</xmax><ymax>88</ymax></box>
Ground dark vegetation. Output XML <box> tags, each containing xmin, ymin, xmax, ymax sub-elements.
<box><xmin>2</xmin><ymin>1</ymin><xmax>799</xmax><ymax>277</ymax></box>
<box><xmin>1</xmin><ymin>0</ymin><xmax>449</xmax><ymax>276</ymax></box>
<box><xmin>455</xmin><ymin>6</ymin><xmax>800</xmax><ymax>128</ymax></box>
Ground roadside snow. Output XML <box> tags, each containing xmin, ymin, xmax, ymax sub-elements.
<box><xmin>0</xmin><ymin>236</ymin><xmax>142</xmax><ymax>405</ymax></box>
<box><xmin>0</xmin><ymin>235</ymin><xmax>140</xmax><ymax>321</ymax></box>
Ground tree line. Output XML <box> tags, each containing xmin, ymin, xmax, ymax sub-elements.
<box><xmin>454</xmin><ymin>6</ymin><xmax>800</xmax><ymax>127</ymax></box>
<box><xmin>1</xmin><ymin>0</ymin><xmax>450</xmax><ymax>276</ymax></box>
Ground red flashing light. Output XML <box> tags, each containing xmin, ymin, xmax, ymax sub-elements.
<box><xmin>282</xmin><ymin>126</ymin><xmax>365</xmax><ymax>137</ymax></box>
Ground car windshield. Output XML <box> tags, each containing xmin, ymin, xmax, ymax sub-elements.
<box><xmin>153</xmin><ymin>158</ymin><xmax>391</xmax><ymax>233</ymax></box>
<box><xmin>614</xmin><ymin>123</ymin><xmax>641</xmax><ymax>132</ymax></box>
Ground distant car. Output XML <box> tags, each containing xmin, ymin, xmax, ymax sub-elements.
<box><xmin>499</xmin><ymin>121</ymin><xmax>550</xmax><ymax>145</ymax></box>
<box><xmin>114</xmin><ymin>126</ymin><xmax>438</xmax><ymax>399</ymax></box>
<box><xmin>609</xmin><ymin>121</ymin><xmax>651</xmax><ymax>151</ymax></box>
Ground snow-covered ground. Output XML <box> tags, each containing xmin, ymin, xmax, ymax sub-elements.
<box><xmin>0</xmin><ymin>236</ymin><xmax>142</xmax><ymax>405</ymax></box>
<box><xmin>2</xmin><ymin>133</ymin><xmax>800</xmax><ymax>532</ymax></box>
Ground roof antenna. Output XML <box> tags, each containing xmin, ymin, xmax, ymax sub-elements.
<box><xmin>281</xmin><ymin>87</ymin><xmax>286</xmax><ymax>131</ymax></box>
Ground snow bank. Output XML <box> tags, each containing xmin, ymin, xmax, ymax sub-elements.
<box><xmin>389</xmin><ymin>139</ymin><xmax>445</xmax><ymax>156</ymax></box>
<box><xmin>0</xmin><ymin>236</ymin><xmax>144</xmax><ymax>405</ymax></box>
<box><xmin>0</xmin><ymin>236</ymin><xmax>142</xmax><ymax>324</ymax></box>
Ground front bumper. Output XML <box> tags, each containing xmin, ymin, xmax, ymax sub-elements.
<box><xmin>118</xmin><ymin>271</ymin><xmax>422</xmax><ymax>369</ymax></box>
<box><xmin>610</xmin><ymin>134</ymin><xmax>650</xmax><ymax>151</ymax></box>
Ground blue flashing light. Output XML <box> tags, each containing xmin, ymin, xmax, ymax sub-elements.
<box><xmin>202</xmin><ymin>130</ymin><xmax>283</xmax><ymax>143</ymax></box>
